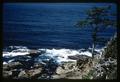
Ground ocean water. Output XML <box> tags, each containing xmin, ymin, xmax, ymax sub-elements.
<box><xmin>3</xmin><ymin>3</ymin><xmax>117</xmax><ymax>65</ymax></box>
<box><xmin>3</xmin><ymin>3</ymin><xmax>116</xmax><ymax>49</ymax></box>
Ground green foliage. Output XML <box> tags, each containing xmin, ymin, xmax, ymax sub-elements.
<box><xmin>76</xmin><ymin>5</ymin><xmax>116</xmax><ymax>29</ymax></box>
<box><xmin>76</xmin><ymin>5</ymin><xmax>116</xmax><ymax>58</ymax></box>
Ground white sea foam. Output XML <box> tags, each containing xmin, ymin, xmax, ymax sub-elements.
<box><xmin>3</xmin><ymin>46</ymin><xmax>103</xmax><ymax>64</ymax></box>
<box><xmin>36</xmin><ymin>48</ymin><xmax>102</xmax><ymax>63</ymax></box>
<box><xmin>3</xmin><ymin>49</ymin><xmax>30</xmax><ymax>57</ymax></box>
<box><xmin>3</xmin><ymin>62</ymin><xmax>8</xmax><ymax>65</ymax></box>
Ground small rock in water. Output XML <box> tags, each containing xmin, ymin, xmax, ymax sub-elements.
<box><xmin>28</xmin><ymin>50</ymin><xmax>40</xmax><ymax>57</ymax></box>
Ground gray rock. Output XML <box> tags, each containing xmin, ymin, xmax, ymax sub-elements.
<box><xmin>8</xmin><ymin>62</ymin><xmax>23</xmax><ymax>69</ymax></box>
<box><xmin>56</xmin><ymin>66</ymin><xmax>65</xmax><ymax>74</ymax></box>
<box><xmin>61</xmin><ymin>61</ymin><xmax>77</xmax><ymax>70</ymax></box>
<box><xmin>52</xmin><ymin>74</ymin><xmax>66</xmax><ymax>79</ymax></box>
<box><xmin>3</xmin><ymin>62</ymin><xmax>23</xmax><ymax>71</ymax></box>
<box><xmin>3</xmin><ymin>71</ymin><xmax>12</xmax><ymax>78</ymax></box>
<box><xmin>56</xmin><ymin>61</ymin><xmax>77</xmax><ymax>75</ymax></box>
<box><xmin>18</xmin><ymin>70</ymin><xmax>29</xmax><ymax>79</ymax></box>
<box><xmin>3</xmin><ymin>64</ymin><xmax>9</xmax><ymax>71</ymax></box>
<box><xmin>92</xmin><ymin>57</ymin><xmax>117</xmax><ymax>79</ymax></box>
<box><xmin>26</xmin><ymin>68</ymin><xmax>42</xmax><ymax>78</ymax></box>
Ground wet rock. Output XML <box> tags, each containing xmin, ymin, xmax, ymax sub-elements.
<box><xmin>3</xmin><ymin>62</ymin><xmax>23</xmax><ymax>71</ymax></box>
<box><xmin>68</xmin><ymin>55</ymin><xmax>90</xmax><ymax>60</ymax></box>
<box><xmin>76</xmin><ymin>55</ymin><xmax>92</xmax><ymax>69</ymax></box>
<box><xmin>68</xmin><ymin>55</ymin><xmax>82</xmax><ymax>60</ymax></box>
<box><xmin>42</xmin><ymin>58</ymin><xmax>58</xmax><ymax>75</ymax></box>
<box><xmin>28</xmin><ymin>50</ymin><xmax>40</xmax><ymax>57</ymax></box>
<box><xmin>11</xmin><ymin>69</ymin><xmax>21</xmax><ymax>78</ymax></box>
<box><xmin>33</xmin><ymin>63</ymin><xmax>43</xmax><ymax>68</ymax></box>
<box><xmin>11</xmin><ymin>56</ymin><xmax>35</xmax><ymax>69</ymax></box>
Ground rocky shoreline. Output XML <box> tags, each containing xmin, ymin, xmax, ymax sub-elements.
<box><xmin>3</xmin><ymin>35</ymin><xmax>117</xmax><ymax>79</ymax></box>
<box><xmin>3</xmin><ymin>55</ymin><xmax>92</xmax><ymax>79</ymax></box>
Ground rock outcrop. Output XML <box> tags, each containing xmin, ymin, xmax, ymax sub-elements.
<box><xmin>82</xmin><ymin>35</ymin><xmax>117</xmax><ymax>79</ymax></box>
<box><xmin>92</xmin><ymin>58</ymin><xmax>117</xmax><ymax>79</ymax></box>
<box><xmin>2</xmin><ymin>35</ymin><xmax>117</xmax><ymax>79</ymax></box>
<box><xmin>3</xmin><ymin>61</ymin><xmax>43</xmax><ymax>79</ymax></box>
<box><xmin>56</xmin><ymin>61</ymin><xmax>77</xmax><ymax>75</ymax></box>
<box><xmin>104</xmin><ymin>34</ymin><xmax>117</xmax><ymax>59</ymax></box>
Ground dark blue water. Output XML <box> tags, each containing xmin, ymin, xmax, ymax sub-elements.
<box><xmin>3</xmin><ymin>3</ymin><xmax>117</xmax><ymax>49</ymax></box>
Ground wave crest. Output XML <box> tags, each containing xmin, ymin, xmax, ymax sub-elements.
<box><xmin>3</xmin><ymin>46</ymin><xmax>103</xmax><ymax>64</ymax></box>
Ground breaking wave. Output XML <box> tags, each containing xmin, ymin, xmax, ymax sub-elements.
<box><xmin>3</xmin><ymin>46</ymin><xmax>103</xmax><ymax>65</ymax></box>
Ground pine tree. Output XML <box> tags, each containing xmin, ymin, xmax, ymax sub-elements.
<box><xmin>76</xmin><ymin>5</ymin><xmax>116</xmax><ymax>58</ymax></box>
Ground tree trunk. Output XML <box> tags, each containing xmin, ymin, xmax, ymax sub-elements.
<box><xmin>92</xmin><ymin>43</ymin><xmax>95</xmax><ymax>59</ymax></box>
<box><xmin>92</xmin><ymin>26</ymin><xmax>97</xmax><ymax>59</ymax></box>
